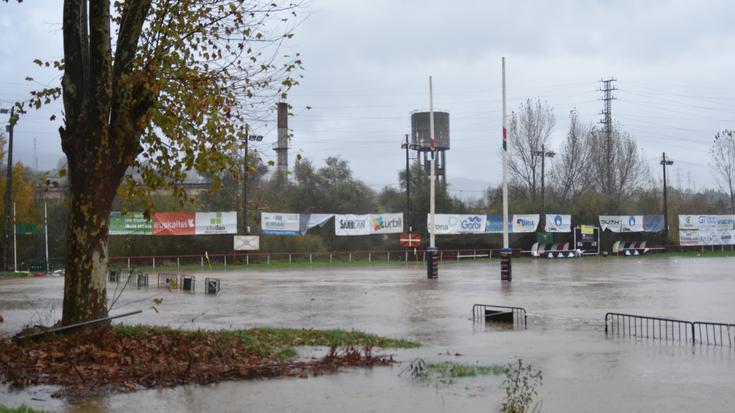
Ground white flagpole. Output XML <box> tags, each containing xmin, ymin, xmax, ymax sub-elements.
<box><xmin>44</xmin><ymin>201</ymin><xmax>49</xmax><ymax>273</ymax></box>
<box><xmin>502</xmin><ymin>57</ymin><xmax>509</xmax><ymax>249</ymax></box>
<box><xmin>13</xmin><ymin>202</ymin><xmax>17</xmax><ymax>272</ymax></box>
<box><xmin>429</xmin><ymin>76</ymin><xmax>436</xmax><ymax>249</ymax></box>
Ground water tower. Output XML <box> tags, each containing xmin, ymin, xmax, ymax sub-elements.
<box><xmin>411</xmin><ymin>111</ymin><xmax>450</xmax><ymax>183</ymax></box>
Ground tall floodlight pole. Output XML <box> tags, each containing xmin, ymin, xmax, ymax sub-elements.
<box><xmin>501</xmin><ymin>59</ymin><xmax>509</xmax><ymax>249</ymax></box>
<box><xmin>429</xmin><ymin>77</ymin><xmax>436</xmax><ymax>249</ymax></box>
<box><xmin>427</xmin><ymin>76</ymin><xmax>439</xmax><ymax>279</ymax></box>
<box><xmin>500</xmin><ymin>57</ymin><xmax>512</xmax><ymax>281</ymax></box>
<box><xmin>660</xmin><ymin>152</ymin><xmax>674</xmax><ymax>244</ymax></box>
<box><xmin>533</xmin><ymin>144</ymin><xmax>555</xmax><ymax>230</ymax></box>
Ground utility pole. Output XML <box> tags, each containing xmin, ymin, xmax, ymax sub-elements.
<box><xmin>661</xmin><ymin>152</ymin><xmax>674</xmax><ymax>244</ymax></box>
<box><xmin>2</xmin><ymin>107</ymin><xmax>16</xmax><ymax>271</ymax></box>
<box><xmin>401</xmin><ymin>134</ymin><xmax>413</xmax><ymax>232</ymax></box>
<box><xmin>599</xmin><ymin>78</ymin><xmax>617</xmax><ymax>203</ymax></box>
<box><xmin>533</xmin><ymin>144</ymin><xmax>555</xmax><ymax>229</ymax></box>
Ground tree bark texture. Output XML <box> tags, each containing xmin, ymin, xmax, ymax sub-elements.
<box><xmin>61</xmin><ymin>0</ymin><xmax>152</xmax><ymax>325</ymax></box>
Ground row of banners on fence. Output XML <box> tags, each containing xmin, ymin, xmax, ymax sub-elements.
<box><xmin>427</xmin><ymin>214</ymin><xmax>543</xmax><ymax>234</ymax></box>
<box><xmin>261</xmin><ymin>212</ymin><xmax>404</xmax><ymax>236</ymax></box>
<box><xmin>598</xmin><ymin>215</ymin><xmax>664</xmax><ymax>233</ymax></box>
<box><xmin>109</xmin><ymin>212</ymin><xmax>238</xmax><ymax>236</ymax></box>
<box><xmin>678</xmin><ymin>214</ymin><xmax>735</xmax><ymax>246</ymax></box>
<box><xmin>260</xmin><ymin>212</ymin><xmax>668</xmax><ymax>236</ymax></box>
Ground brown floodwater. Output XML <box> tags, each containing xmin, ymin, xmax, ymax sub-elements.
<box><xmin>1</xmin><ymin>256</ymin><xmax>734</xmax><ymax>412</ymax></box>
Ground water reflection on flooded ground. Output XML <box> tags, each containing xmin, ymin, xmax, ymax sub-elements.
<box><xmin>1</xmin><ymin>256</ymin><xmax>734</xmax><ymax>412</ymax></box>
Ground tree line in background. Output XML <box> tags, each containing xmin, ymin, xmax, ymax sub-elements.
<box><xmin>4</xmin><ymin>110</ymin><xmax>735</xmax><ymax>266</ymax></box>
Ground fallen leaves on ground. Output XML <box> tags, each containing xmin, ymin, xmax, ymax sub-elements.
<box><xmin>0</xmin><ymin>328</ymin><xmax>394</xmax><ymax>398</ymax></box>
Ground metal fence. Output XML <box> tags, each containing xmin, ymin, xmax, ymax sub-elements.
<box><xmin>605</xmin><ymin>312</ymin><xmax>735</xmax><ymax>347</ymax></box>
<box><xmin>107</xmin><ymin>248</ymin><xmax>497</xmax><ymax>271</ymax></box>
<box><xmin>472</xmin><ymin>304</ymin><xmax>527</xmax><ymax>328</ymax></box>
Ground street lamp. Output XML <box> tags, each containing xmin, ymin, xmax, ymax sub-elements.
<box><xmin>532</xmin><ymin>144</ymin><xmax>555</xmax><ymax>230</ymax></box>
<box><xmin>660</xmin><ymin>152</ymin><xmax>674</xmax><ymax>244</ymax></box>
<box><xmin>243</xmin><ymin>133</ymin><xmax>263</xmax><ymax>235</ymax></box>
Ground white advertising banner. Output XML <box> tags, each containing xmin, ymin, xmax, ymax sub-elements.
<box><xmin>677</xmin><ymin>215</ymin><xmax>735</xmax><ymax>246</ymax></box>
<box><xmin>428</xmin><ymin>214</ymin><xmax>487</xmax><ymax>234</ymax></box>
<box><xmin>599</xmin><ymin>215</ymin><xmax>622</xmax><ymax>232</ymax></box>
<box><xmin>195</xmin><ymin>211</ymin><xmax>237</xmax><ymax>235</ymax></box>
<box><xmin>261</xmin><ymin>212</ymin><xmax>301</xmax><ymax>235</ymax></box>
<box><xmin>545</xmin><ymin>214</ymin><xmax>571</xmax><ymax>233</ymax></box>
<box><xmin>621</xmin><ymin>215</ymin><xmax>644</xmax><ymax>232</ymax></box>
<box><xmin>512</xmin><ymin>214</ymin><xmax>540</xmax><ymax>233</ymax></box>
<box><xmin>335</xmin><ymin>214</ymin><xmax>403</xmax><ymax>236</ymax></box>
<box><xmin>233</xmin><ymin>235</ymin><xmax>260</xmax><ymax>250</ymax></box>
<box><xmin>335</xmin><ymin>214</ymin><xmax>371</xmax><ymax>236</ymax></box>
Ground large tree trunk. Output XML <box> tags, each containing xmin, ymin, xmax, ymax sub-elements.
<box><xmin>61</xmin><ymin>148</ymin><xmax>119</xmax><ymax>325</ymax></box>
<box><xmin>60</xmin><ymin>0</ymin><xmax>151</xmax><ymax>325</ymax></box>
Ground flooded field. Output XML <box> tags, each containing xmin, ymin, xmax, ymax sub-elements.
<box><xmin>1</xmin><ymin>256</ymin><xmax>734</xmax><ymax>412</ymax></box>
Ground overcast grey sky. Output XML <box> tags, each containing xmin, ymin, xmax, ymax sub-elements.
<box><xmin>2</xmin><ymin>0</ymin><xmax>734</xmax><ymax>197</ymax></box>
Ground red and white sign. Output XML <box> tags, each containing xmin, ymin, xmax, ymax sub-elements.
<box><xmin>153</xmin><ymin>212</ymin><xmax>196</xmax><ymax>236</ymax></box>
<box><xmin>399</xmin><ymin>233</ymin><xmax>422</xmax><ymax>248</ymax></box>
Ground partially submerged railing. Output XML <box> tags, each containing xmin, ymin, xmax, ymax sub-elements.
<box><xmin>473</xmin><ymin>304</ymin><xmax>527</xmax><ymax>328</ymax></box>
<box><xmin>605</xmin><ymin>312</ymin><xmax>735</xmax><ymax>346</ymax></box>
<box><xmin>692</xmin><ymin>321</ymin><xmax>735</xmax><ymax>347</ymax></box>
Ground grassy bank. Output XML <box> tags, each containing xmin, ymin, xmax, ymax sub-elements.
<box><xmin>112</xmin><ymin>325</ymin><xmax>420</xmax><ymax>354</ymax></box>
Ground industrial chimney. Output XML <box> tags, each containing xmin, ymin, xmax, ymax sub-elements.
<box><xmin>274</xmin><ymin>102</ymin><xmax>289</xmax><ymax>173</ymax></box>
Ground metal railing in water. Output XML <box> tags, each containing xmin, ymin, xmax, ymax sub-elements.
<box><xmin>473</xmin><ymin>304</ymin><xmax>527</xmax><ymax>328</ymax></box>
<box><xmin>605</xmin><ymin>312</ymin><xmax>735</xmax><ymax>347</ymax></box>
<box><xmin>692</xmin><ymin>321</ymin><xmax>735</xmax><ymax>347</ymax></box>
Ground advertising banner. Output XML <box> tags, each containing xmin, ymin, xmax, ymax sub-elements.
<box><xmin>370</xmin><ymin>213</ymin><xmax>403</xmax><ymax>234</ymax></box>
<box><xmin>301</xmin><ymin>214</ymin><xmax>334</xmax><ymax>234</ymax></box>
<box><xmin>430</xmin><ymin>214</ymin><xmax>540</xmax><ymax>234</ymax></box>
<box><xmin>621</xmin><ymin>215</ymin><xmax>644</xmax><ymax>232</ymax></box>
<box><xmin>545</xmin><ymin>214</ymin><xmax>571</xmax><ymax>233</ymax></box>
<box><xmin>335</xmin><ymin>214</ymin><xmax>403</xmax><ymax>236</ymax></box>
<box><xmin>335</xmin><ymin>214</ymin><xmax>371</xmax><ymax>236</ymax></box>
<box><xmin>599</xmin><ymin>216</ymin><xmax>622</xmax><ymax>232</ymax></box>
<box><xmin>642</xmin><ymin>215</ymin><xmax>665</xmax><ymax>232</ymax></box>
<box><xmin>486</xmin><ymin>215</ymin><xmax>515</xmax><ymax>233</ymax></box>
<box><xmin>677</xmin><ymin>215</ymin><xmax>735</xmax><ymax>246</ymax></box>
<box><xmin>429</xmin><ymin>214</ymin><xmax>487</xmax><ymax>234</ymax></box>
<box><xmin>109</xmin><ymin>212</ymin><xmax>152</xmax><ymax>235</ymax></box>
<box><xmin>512</xmin><ymin>214</ymin><xmax>540</xmax><ymax>233</ymax></box>
<box><xmin>261</xmin><ymin>212</ymin><xmax>301</xmax><ymax>235</ymax></box>
<box><xmin>15</xmin><ymin>222</ymin><xmax>44</xmax><ymax>235</ymax></box>
<box><xmin>234</xmin><ymin>235</ymin><xmax>260</xmax><ymax>251</ymax></box>
<box><xmin>153</xmin><ymin>212</ymin><xmax>196</xmax><ymax>236</ymax></box>
<box><xmin>196</xmin><ymin>211</ymin><xmax>237</xmax><ymax>235</ymax></box>
<box><xmin>600</xmin><ymin>215</ymin><xmax>663</xmax><ymax>233</ymax></box>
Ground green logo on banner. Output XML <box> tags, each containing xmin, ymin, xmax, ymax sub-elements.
<box><xmin>109</xmin><ymin>212</ymin><xmax>153</xmax><ymax>235</ymax></box>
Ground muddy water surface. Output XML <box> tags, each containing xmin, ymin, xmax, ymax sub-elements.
<box><xmin>1</xmin><ymin>256</ymin><xmax>734</xmax><ymax>412</ymax></box>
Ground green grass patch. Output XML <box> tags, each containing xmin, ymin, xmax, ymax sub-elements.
<box><xmin>220</xmin><ymin>327</ymin><xmax>420</xmax><ymax>351</ymax></box>
<box><xmin>0</xmin><ymin>405</ymin><xmax>44</xmax><ymax>413</ymax></box>
<box><xmin>427</xmin><ymin>362</ymin><xmax>508</xmax><ymax>378</ymax></box>
<box><xmin>111</xmin><ymin>324</ymin><xmax>419</xmax><ymax>358</ymax></box>
<box><xmin>274</xmin><ymin>347</ymin><xmax>298</xmax><ymax>360</ymax></box>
